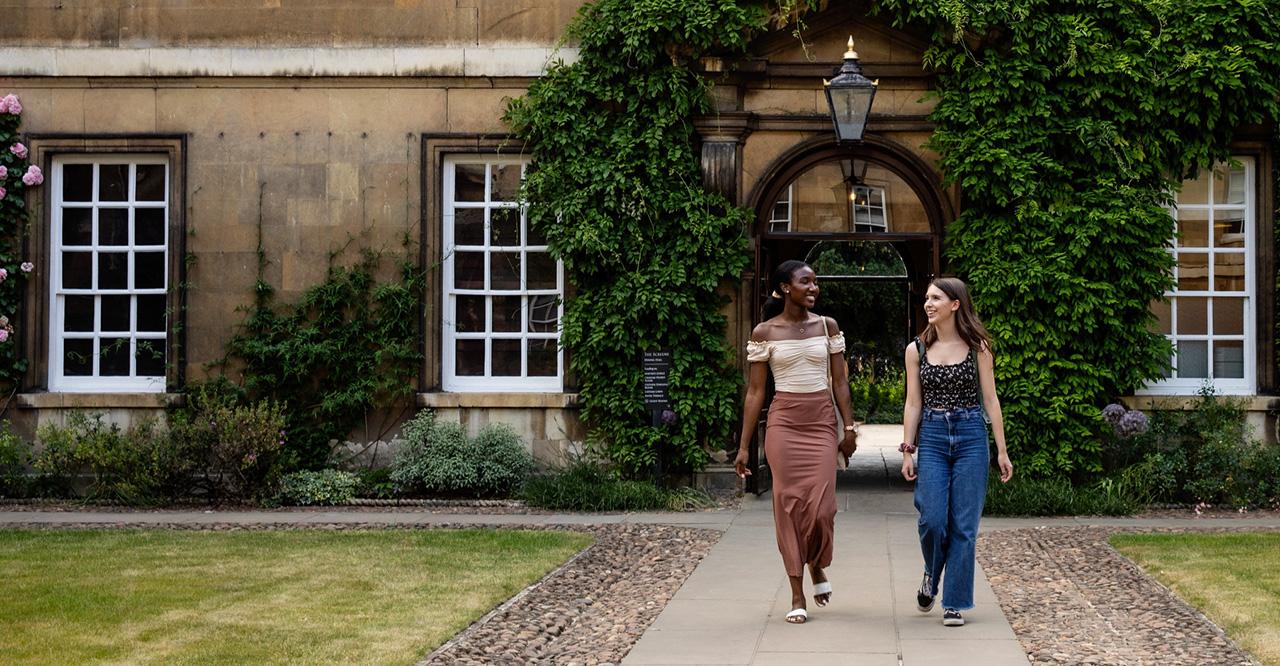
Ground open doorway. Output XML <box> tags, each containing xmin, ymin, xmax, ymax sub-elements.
<box><xmin>743</xmin><ymin>151</ymin><xmax>945</xmax><ymax>494</ymax></box>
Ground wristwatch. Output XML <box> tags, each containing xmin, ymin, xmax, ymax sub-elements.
<box><xmin>843</xmin><ymin>424</ymin><xmax>857</xmax><ymax>432</ymax></box>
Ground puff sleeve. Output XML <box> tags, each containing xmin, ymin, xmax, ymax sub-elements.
<box><xmin>746</xmin><ymin>340</ymin><xmax>772</xmax><ymax>363</ymax></box>
<box><xmin>826</xmin><ymin>332</ymin><xmax>846</xmax><ymax>355</ymax></box>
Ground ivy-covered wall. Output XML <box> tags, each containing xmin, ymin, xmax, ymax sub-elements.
<box><xmin>507</xmin><ymin>0</ymin><xmax>1280</xmax><ymax>477</ymax></box>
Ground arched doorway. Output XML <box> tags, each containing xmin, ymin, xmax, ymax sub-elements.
<box><xmin>742</xmin><ymin>138</ymin><xmax>951</xmax><ymax>493</ymax></box>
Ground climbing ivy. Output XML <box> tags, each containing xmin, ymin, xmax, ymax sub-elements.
<box><xmin>877</xmin><ymin>0</ymin><xmax>1280</xmax><ymax>474</ymax></box>
<box><xmin>507</xmin><ymin>0</ymin><xmax>1280</xmax><ymax>478</ymax></box>
<box><xmin>505</xmin><ymin>0</ymin><xmax>781</xmax><ymax>475</ymax></box>
<box><xmin>217</xmin><ymin>230</ymin><xmax>423</xmax><ymax>470</ymax></box>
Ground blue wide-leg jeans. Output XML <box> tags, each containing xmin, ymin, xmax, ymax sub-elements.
<box><xmin>913</xmin><ymin>405</ymin><xmax>988</xmax><ymax>611</ymax></box>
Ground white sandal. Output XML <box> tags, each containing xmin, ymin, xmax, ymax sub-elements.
<box><xmin>813</xmin><ymin>581</ymin><xmax>833</xmax><ymax>607</ymax></box>
<box><xmin>785</xmin><ymin>608</ymin><xmax>808</xmax><ymax>624</ymax></box>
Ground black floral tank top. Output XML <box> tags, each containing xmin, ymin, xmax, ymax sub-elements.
<box><xmin>919</xmin><ymin>343</ymin><xmax>981</xmax><ymax>410</ymax></box>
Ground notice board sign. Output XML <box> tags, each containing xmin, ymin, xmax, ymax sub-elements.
<box><xmin>642</xmin><ymin>350</ymin><xmax>672</xmax><ymax>408</ymax></box>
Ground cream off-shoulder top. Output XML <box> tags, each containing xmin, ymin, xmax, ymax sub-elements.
<box><xmin>746</xmin><ymin>333</ymin><xmax>846</xmax><ymax>393</ymax></box>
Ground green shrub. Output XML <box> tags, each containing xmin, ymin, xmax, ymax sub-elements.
<box><xmin>169</xmin><ymin>396</ymin><xmax>287</xmax><ymax>502</ymax></box>
<box><xmin>848</xmin><ymin>362</ymin><xmax>905</xmax><ymax>424</ymax></box>
<box><xmin>277</xmin><ymin>469</ymin><xmax>360</xmax><ymax>506</ymax></box>
<box><xmin>30</xmin><ymin>413</ymin><xmax>197</xmax><ymax>504</ymax></box>
<box><xmin>390</xmin><ymin>410</ymin><xmax>533</xmax><ymax>498</ymax></box>
<box><xmin>983</xmin><ymin>475</ymin><xmax>1144</xmax><ymax>517</ymax></box>
<box><xmin>520</xmin><ymin>460</ymin><xmax>713</xmax><ymax>512</ymax></box>
<box><xmin>0</xmin><ymin>421</ymin><xmax>30</xmax><ymax>497</ymax></box>
<box><xmin>354</xmin><ymin>467</ymin><xmax>397</xmax><ymax>499</ymax></box>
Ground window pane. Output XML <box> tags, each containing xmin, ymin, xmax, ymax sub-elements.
<box><xmin>1213</xmin><ymin>297</ymin><xmax>1244</xmax><ymax>336</ymax></box>
<box><xmin>490</xmin><ymin>252</ymin><xmax>521</xmax><ymax>290</ymax></box>
<box><xmin>1213</xmin><ymin>253</ymin><xmax>1245</xmax><ymax>291</ymax></box>
<box><xmin>1176</xmin><ymin>340</ymin><xmax>1208</xmax><ymax>378</ymax></box>
<box><xmin>101</xmin><ymin>295</ymin><xmax>131</xmax><ymax>332</ymax></box>
<box><xmin>456</xmin><ymin>339</ymin><xmax>485</xmax><ymax>376</ymax></box>
<box><xmin>454</xmin><ymin>164</ymin><xmax>485</xmax><ymax>202</ymax></box>
<box><xmin>62</xmin><ymin>164</ymin><xmax>93</xmax><ymax>202</ymax></box>
<box><xmin>137</xmin><ymin>295</ymin><xmax>166</xmax><ymax>332</ymax></box>
<box><xmin>100</xmin><ymin>337</ymin><xmax>130</xmax><ymax>376</ymax></box>
<box><xmin>492</xmin><ymin>295</ymin><xmax>522</xmax><ymax>333</ymax></box>
<box><xmin>62</xmin><ymin>252</ymin><xmax>92</xmax><ymax>289</ymax></box>
<box><xmin>1176</xmin><ymin>209</ymin><xmax>1208</xmax><ymax>248</ymax></box>
<box><xmin>64</xmin><ymin>296</ymin><xmax>95</xmax><ymax>332</ymax></box>
<box><xmin>491</xmin><ymin>339</ymin><xmax>521</xmax><ymax>376</ymax></box>
<box><xmin>491</xmin><ymin>207</ymin><xmax>520</xmax><ymax>246</ymax></box>
<box><xmin>1176</xmin><ymin>297</ymin><xmax>1207</xmax><ymax>335</ymax></box>
<box><xmin>1150</xmin><ymin>299</ymin><xmax>1171</xmax><ymax>334</ymax></box>
<box><xmin>1177</xmin><ymin>253</ymin><xmax>1208</xmax><ymax>291</ymax></box>
<box><xmin>526</xmin><ymin>252</ymin><xmax>556</xmax><ymax>290</ymax></box>
<box><xmin>61</xmin><ymin>208</ymin><xmax>92</xmax><ymax>246</ymax></box>
<box><xmin>99</xmin><ymin>253</ymin><xmax>128</xmax><ymax>289</ymax></box>
<box><xmin>136</xmin><ymin>339</ymin><xmax>166</xmax><ymax>377</ymax></box>
<box><xmin>136</xmin><ymin>208</ymin><xmax>166</xmax><ymax>246</ymax></box>
<box><xmin>528</xmin><ymin>339</ymin><xmax>557</xmax><ymax>377</ymax></box>
<box><xmin>491</xmin><ymin>163</ymin><xmax>521</xmax><ymax>202</ymax></box>
<box><xmin>1213</xmin><ymin>166</ymin><xmax>1246</xmax><ymax>206</ymax></box>
<box><xmin>134</xmin><ymin>252</ymin><xmax>165</xmax><ymax>289</ymax></box>
<box><xmin>1177</xmin><ymin>171</ymin><xmax>1209</xmax><ymax>206</ymax></box>
<box><xmin>99</xmin><ymin>209</ymin><xmax>129</xmax><ymax>246</ymax></box>
<box><xmin>135</xmin><ymin>164</ymin><xmax>165</xmax><ymax>202</ymax></box>
<box><xmin>99</xmin><ymin>164</ymin><xmax>129</xmax><ymax>202</ymax></box>
<box><xmin>455</xmin><ymin>295</ymin><xmax>484</xmax><ymax>332</ymax></box>
<box><xmin>454</xmin><ymin>208</ymin><xmax>483</xmax><ymax>246</ymax></box>
<box><xmin>1213</xmin><ymin>341</ymin><xmax>1245</xmax><ymax>379</ymax></box>
<box><xmin>454</xmin><ymin>251</ymin><xmax>484</xmax><ymax>290</ymax></box>
<box><xmin>1213</xmin><ymin>212</ymin><xmax>1245</xmax><ymax>249</ymax></box>
<box><xmin>529</xmin><ymin>294</ymin><xmax>559</xmax><ymax>332</ymax></box>
<box><xmin>527</xmin><ymin>219</ymin><xmax>547</xmax><ymax>246</ymax></box>
<box><xmin>64</xmin><ymin>339</ymin><xmax>93</xmax><ymax>376</ymax></box>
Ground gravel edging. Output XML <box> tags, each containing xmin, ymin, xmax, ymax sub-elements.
<box><xmin>979</xmin><ymin>526</ymin><xmax>1265</xmax><ymax>665</ymax></box>
<box><xmin>0</xmin><ymin>519</ymin><xmax>721</xmax><ymax>666</ymax></box>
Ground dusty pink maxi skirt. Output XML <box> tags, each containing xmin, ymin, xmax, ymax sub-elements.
<box><xmin>764</xmin><ymin>390</ymin><xmax>838</xmax><ymax>577</ymax></box>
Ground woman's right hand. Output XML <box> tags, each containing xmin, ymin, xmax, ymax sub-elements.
<box><xmin>734</xmin><ymin>448</ymin><xmax>752</xmax><ymax>479</ymax></box>
<box><xmin>901</xmin><ymin>455</ymin><xmax>917</xmax><ymax>481</ymax></box>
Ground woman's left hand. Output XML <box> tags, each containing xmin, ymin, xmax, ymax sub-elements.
<box><xmin>997</xmin><ymin>452</ymin><xmax>1013</xmax><ymax>483</ymax></box>
<box><xmin>838</xmin><ymin>431</ymin><xmax>857</xmax><ymax>463</ymax></box>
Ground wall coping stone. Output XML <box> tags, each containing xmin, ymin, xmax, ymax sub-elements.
<box><xmin>16</xmin><ymin>392</ymin><xmax>184</xmax><ymax>409</ymax></box>
<box><xmin>417</xmin><ymin>392</ymin><xmax>579</xmax><ymax>409</ymax></box>
<box><xmin>0</xmin><ymin>46</ymin><xmax>579</xmax><ymax>78</ymax></box>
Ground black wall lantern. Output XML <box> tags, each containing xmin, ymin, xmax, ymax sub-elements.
<box><xmin>824</xmin><ymin>37</ymin><xmax>878</xmax><ymax>143</ymax></box>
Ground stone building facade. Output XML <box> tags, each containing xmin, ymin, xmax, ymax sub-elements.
<box><xmin>0</xmin><ymin>1</ymin><xmax>1274</xmax><ymax>465</ymax></box>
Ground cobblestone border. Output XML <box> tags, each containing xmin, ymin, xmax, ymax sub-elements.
<box><xmin>0</xmin><ymin>519</ymin><xmax>720</xmax><ymax>666</ymax></box>
<box><xmin>979</xmin><ymin>526</ymin><xmax>1265</xmax><ymax>665</ymax></box>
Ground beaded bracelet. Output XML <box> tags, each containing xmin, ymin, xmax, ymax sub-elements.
<box><xmin>898</xmin><ymin>442</ymin><xmax>917</xmax><ymax>454</ymax></box>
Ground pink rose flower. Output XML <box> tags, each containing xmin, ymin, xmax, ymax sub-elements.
<box><xmin>0</xmin><ymin>186</ymin><xmax>5</xmax><ymax>200</ymax></box>
<box><xmin>0</xmin><ymin>166</ymin><xmax>7</xmax><ymax>179</ymax></box>
<box><xmin>0</xmin><ymin>268</ymin><xmax>8</xmax><ymax>281</ymax></box>
<box><xmin>22</xmin><ymin>165</ymin><xmax>42</xmax><ymax>186</ymax></box>
<box><xmin>0</xmin><ymin>330</ymin><xmax>9</xmax><ymax>343</ymax></box>
<box><xmin>1</xmin><ymin>94</ymin><xmax>20</xmax><ymax>115</ymax></box>
<box><xmin>20</xmin><ymin>262</ymin><xmax>33</xmax><ymax>273</ymax></box>
<box><xmin>10</xmin><ymin>143</ymin><xmax>27</xmax><ymax>159</ymax></box>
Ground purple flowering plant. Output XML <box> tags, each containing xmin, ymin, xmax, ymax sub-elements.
<box><xmin>0</xmin><ymin>92</ymin><xmax>40</xmax><ymax>383</ymax></box>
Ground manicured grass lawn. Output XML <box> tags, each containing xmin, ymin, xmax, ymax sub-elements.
<box><xmin>0</xmin><ymin>528</ymin><xmax>592</xmax><ymax>665</ymax></box>
<box><xmin>1111</xmin><ymin>532</ymin><xmax>1280</xmax><ymax>666</ymax></box>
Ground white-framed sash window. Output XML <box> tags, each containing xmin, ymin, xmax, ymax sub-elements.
<box><xmin>769</xmin><ymin>185</ymin><xmax>793</xmax><ymax>233</ymax></box>
<box><xmin>49</xmin><ymin>155</ymin><xmax>169</xmax><ymax>392</ymax></box>
<box><xmin>441</xmin><ymin>155</ymin><xmax>564</xmax><ymax>392</ymax></box>
<box><xmin>852</xmin><ymin>183</ymin><xmax>888</xmax><ymax>232</ymax></box>
<box><xmin>1142</xmin><ymin>157</ymin><xmax>1255</xmax><ymax>395</ymax></box>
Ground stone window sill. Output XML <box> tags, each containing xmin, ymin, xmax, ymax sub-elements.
<box><xmin>15</xmin><ymin>393</ymin><xmax>184</xmax><ymax>409</ymax></box>
<box><xmin>417</xmin><ymin>392</ymin><xmax>579</xmax><ymax>409</ymax></box>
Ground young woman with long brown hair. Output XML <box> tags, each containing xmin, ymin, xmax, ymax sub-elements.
<box><xmin>901</xmin><ymin>277</ymin><xmax>1013</xmax><ymax>627</ymax></box>
<box><xmin>734</xmin><ymin>260</ymin><xmax>857</xmax><ymax>625</ymax></box>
